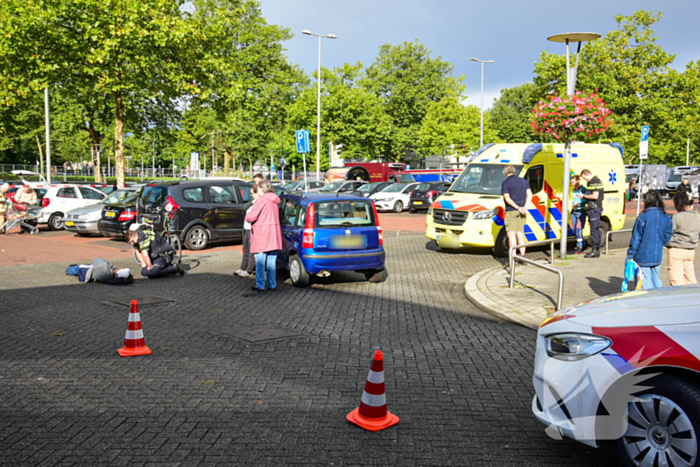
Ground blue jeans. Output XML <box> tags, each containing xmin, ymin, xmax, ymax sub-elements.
<box><xmin>570</xmin><ymin>210</ymin><xmax>587</xmax><ymax>245</ymax></box>
<box><xmin>640</xmin><ymin>266</ymin><xmax>662</xmax><ymax>290</ymax></box>
<box><xmin>254</xmin><ymin>251</ymin><xmax>277</xmax><ymax>290</ymax></box>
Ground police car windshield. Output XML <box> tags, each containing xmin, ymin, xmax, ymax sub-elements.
<box><xmin>450</xmin><ymin>164</ymin><xmax>523</xmax><ymax>194</ymax></box>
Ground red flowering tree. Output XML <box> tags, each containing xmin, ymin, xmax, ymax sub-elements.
<box><xmin>530</xmin><ymin>91</ymin><xmax>613</xmax><ymax>143</ymax></box>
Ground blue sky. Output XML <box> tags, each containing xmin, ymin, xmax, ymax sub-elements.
<box><xmin>260</xmin><ymin>0</ymin><xmax>699</xmax><ymax>109</ymax></box>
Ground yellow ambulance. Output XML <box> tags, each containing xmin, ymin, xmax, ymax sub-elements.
<box><xmin>426</xmin><ymin>142</ymin><xmax>626</xmax><ymax>256</ymax></box>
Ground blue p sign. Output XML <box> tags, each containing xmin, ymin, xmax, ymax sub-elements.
<box><xmin>641</xmin><ymin>125</ymin><xmax>650</xmax><ymax>142</ymax></box>
<box><xmin>296</xmin><ymin>130</ymin><xmax>310</xmax><ymax>153</ymax></box>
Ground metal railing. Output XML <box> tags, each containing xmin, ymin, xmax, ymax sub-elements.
<box><xmin>508</xmin><ymin>238</ymin><xmax>564</xmax><ymax>310</ymax></box>
<box><xmin>605</xmin><ymin>228</ymin><xmax>633</xmax><ymax>255</ymax></box>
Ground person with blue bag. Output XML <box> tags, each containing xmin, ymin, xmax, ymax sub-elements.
<box><xmin>626</xmin><ymin>190</ymin><xmax>673</xmax><ymax>289</ymax></box>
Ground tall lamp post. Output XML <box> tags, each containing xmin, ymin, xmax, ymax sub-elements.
<box><xmin>303</xmin><ymin>29</ymin><xmax>337</xmax><ymax>181</ymax></box>
<box><xmin>546</xmin><ymin>32</ymin><xmax>600</xmax><ymax>260</ymax></box>
<box><xmin>469</xmin><ymin>58</ymin><xmax>494</xmax><ymax>148</ymax></box>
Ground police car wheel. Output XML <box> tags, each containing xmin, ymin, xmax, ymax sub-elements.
<box><xmin>614</xmin><ymin>374</ymin><xmax>700</xmax><ymax>467</ymax></box>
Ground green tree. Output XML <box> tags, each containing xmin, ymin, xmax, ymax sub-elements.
<box><xmin>532</xmin><ymin>10</ymin><xmax>688</xmax><ymax>164</ymax></box>
<box><xmin>417</xmin><ymin>94</ymin><xmax>499</xmax><ymax>159</ymax></box>
<box><xmin>490</xmin><ymin>82</ymin><xmax>539</xmax><ymax>143</ymax></box>
<box><xmin>363</xmin><ymin>40</ymin><xmax>463</xmax><ymax>160</ymax></box>
<box><xmin>286</xmin><ymin>63</ymin><xmax>391</xmax><ymax>170</ymax></box>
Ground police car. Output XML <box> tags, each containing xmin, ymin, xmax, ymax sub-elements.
<box><xmin>533</xmin><ymin>285</ymin><xmax>700</xmax><ymax>467</ymax></box>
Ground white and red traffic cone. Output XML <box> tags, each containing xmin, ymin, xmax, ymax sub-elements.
<box><xmin>117</xmin><ymin>300</ymin><xmax>152</xmax><ymax>357</ymax></box>
<box><xmin>347</xmin><ymin>350</ymin><xmax>399</xmax><ymax>431</ymax></box>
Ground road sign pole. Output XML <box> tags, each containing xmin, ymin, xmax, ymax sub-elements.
<box><xmin>637</xmin><ymin>126</ymin><xmax>650</xmax><ymax>216</ymax></box>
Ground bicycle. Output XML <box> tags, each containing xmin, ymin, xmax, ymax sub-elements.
<box><xmin>131</xmin><ymin>212</ymin><xmax>182</xmax><ymax>266</ymax></box>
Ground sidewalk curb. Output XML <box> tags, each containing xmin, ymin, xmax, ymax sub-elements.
<box><xmin>464</xmin><ymin>267</ymin><xmax>538</xmax><ymax>331</ymax></box>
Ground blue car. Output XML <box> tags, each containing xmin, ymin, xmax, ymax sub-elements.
<box><xmin>277</xmin><ymin>193</ymin><xmax>386</xmax><ymax>287</ymax></box>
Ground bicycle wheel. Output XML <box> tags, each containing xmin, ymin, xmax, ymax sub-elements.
<box><xmin>132</xmin><ymin>247</ymin><xmax>141</xmax><ymax>265</ymax></box>
<box><xmin>164</xmin><ymin>232</ymin><xmax>182</xmax><ymax>264</ymax></box>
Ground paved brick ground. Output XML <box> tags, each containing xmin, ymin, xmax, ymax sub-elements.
<box><xmin>0</xmin><ymin>234</ymin><xmax>621</xmax><ymax>466</ymax></box>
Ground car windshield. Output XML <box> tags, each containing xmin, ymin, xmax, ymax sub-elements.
<box><xmin>314</xmin><ymin>200</ymin><xmax>376</xmax><ymax>228</ymax></box>
<box><xmin>382</xmin><ymin>183</ymin><xmax>408</xmax><ymax>193</ymax></box>
<box><xmin>396</xmin><ymin>174</ymin><xmax>415</xmax><ymax>182</ymax></box>
<box><xmin>450</xmin><ymin>164</ymin><xmax>523</xmax><ymax>194</ymax></box>
<box><xmin>320</xmin><ymin>181</ymin><xmax>344</xmax><ymax>192</ymax></box>
<box><xmin>103</xmin><ymin>189</ymin><xmax>135</xmax><ymax>204</ymax></box>
<box><xmin>283</xmin><ymin>181</ymin><xmax>302</xmax><ymax>190</ymax></box>
<box><xmin>669</xmin><ymin>174</ymin><xmax>683</xmax><ymax>182</ymax></box>
<box><xmin>357</xmin><ymin>183</ymin><xmax>381</xmax><ymax>192</ymax></box>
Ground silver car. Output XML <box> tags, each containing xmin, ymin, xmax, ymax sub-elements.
<box><xmin>64</xmin><ymin>188</ymin><xmax>139</xmax><ymax>236</ymax></box>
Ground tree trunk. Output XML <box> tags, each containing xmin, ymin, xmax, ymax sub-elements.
<box><xmin>35</xmin><ymin>135</ymin><xmax>44</xmax><ymax>176</ymax></box>
<box><xmin>224</xmin><ymin>148</ymin><xmax>231</xmax><ymax>177</ymax></box>
<box><xmin>114</xmin><ymin>90</ymin><xmax>125</xmax><ymax>188</ymax></box>
<box><xmin>88</xmin><ymin>125</ymin><xmax>102</xmax><ymax>183</ymax></box>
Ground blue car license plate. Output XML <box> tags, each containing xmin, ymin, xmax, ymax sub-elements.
<box><xmin>330</xmin><ymin>234</ymin><xmax>366</xmax><ymax>249</ymax></box>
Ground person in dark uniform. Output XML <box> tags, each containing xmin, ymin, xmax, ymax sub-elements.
<box><xmin>578</xmin><ymin>169</ymin><xmax>605</xmax><ymax>258</ymax></box>
<box><xmin>678</xmin><ymin>178</ymin><xmax>693</xmax><ymax>200</ymax></box>
<box><xmin>126</xmin><ymin>229</ymin><xmax>184</xmax><ymax>278</ymax></box>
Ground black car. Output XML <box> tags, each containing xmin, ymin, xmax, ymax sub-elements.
<box><xmin>136</xmin><ymin>179</ymin><xmax>254</xmax><ymax>250</ymax></box>
<box><xmin>98</xmin><ymin>192</ymin><xmax>140</xmax><ymax>239</ymax></box>
<box><xmin>356</xmin><ymin>181</ymin><xmax>391</xmax><ymax>198</ymax></box>
<box><xmin>408</xmin><ymin>182</ymin><xmax>451</xmax><ymax>213</ymax></box>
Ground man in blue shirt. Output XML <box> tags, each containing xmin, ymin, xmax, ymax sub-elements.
<box><xmin>501</xmin><ymin>165</ymin><xmax>532</xmax><ymax>257</ymax></box>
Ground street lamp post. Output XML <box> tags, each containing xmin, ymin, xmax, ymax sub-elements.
<box><xmin>303</xmin><ymin>29</ymin><xmax>337</xmax><ymax>181</ymax></box>
<box><xmin>547</xmin><ymin>32</ymin><xmax>600</xmax><ymax>260</ymax></box>
<box><xmin>469</xmin><ymin>58</ymin><xmax>495</xmax><ymax>148</ymax></box>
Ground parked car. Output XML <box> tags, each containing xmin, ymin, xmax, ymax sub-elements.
<box><xmin>136</xmin><ymin>178</ymin><xmax>254</xmax><ymax>250</ymax></box>
<box><xmin>35</xmin><ymin>184</ymin><xmax>106</xmax><ymax>230</ymax></box>
<box><xmin>370</xmin><ymin>182</ymin><xmax>420</xmax><ymax>213</ymax></box>
<box><xmin>532</xmin><ymin>285</ymin><xmax>700</xmax><ymax>467</ymax></box>
<box><xmin>282</xmin><ymin>180</ymin><xmax>325</xmax><ymax>191</ymax></box>
<box><xmin>408</xmin><ymin>182</ymin><xmax>451</xmax><ymax>213</ymax></box>
<box><xmin>97</xmin><ymin>192</ymin><xmax>140</xmax><ymax>239</ymax></box>
<box><xmin>277</xmin><ymin>192</ymin><xmax>386</xmax><ymax>287</ymax></box>
<box><xmin>65</xmin><ymin>188</ymin><xmax>140</xmax><ymax>236</ymax></box>
<box><xmin>314</xmin><ymin>180</ymin><xmax>367</xmax><ymax>194</ymax></box>
<box><xmin>356</xmin><ymin>182</ymin><xmax>391</xmax><ymax>198</ymax></box>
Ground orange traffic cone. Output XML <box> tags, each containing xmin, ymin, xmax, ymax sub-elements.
<box><xmin>347</xmin><ymin>350</ymin><xmax>399</xmax><ymax>431</ymax></box>
<box><xmin>117</xmin><ymin>300</ymin><xmax>152</xmax><ymax>357</ymax></box>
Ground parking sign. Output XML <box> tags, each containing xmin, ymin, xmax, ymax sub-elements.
<box><xmin>296</xmin><ymin>130</ymin><xmax>310</xmax><ymax>154</ymax></box>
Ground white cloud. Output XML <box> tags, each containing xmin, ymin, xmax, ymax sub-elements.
<box><xmin>461</xmin><ymin>89</ymin><xmax>502</xmax><ymax>111</ymax></box>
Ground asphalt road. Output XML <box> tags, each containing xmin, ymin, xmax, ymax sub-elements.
<box><xmin>0</xmin><ymin>227</ymin><xmax>621</xmax><ymax>465</ymax></box>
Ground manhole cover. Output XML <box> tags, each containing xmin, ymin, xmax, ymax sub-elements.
<box><xmin>107</xmin><ymin>296</ymin><xmax>177</xmax><ymax>307</ymax></box>
<box><xmin>230</xmin><ymin>326</ymin><xmax>302</xmax><ymax>342</ymax></box>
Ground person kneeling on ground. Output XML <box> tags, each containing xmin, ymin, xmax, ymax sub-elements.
<box><xmin>66</xmin><ymin>257</ymin><xmax>134</xmax><ymax>285</ymax></box>
<box><xmin>126</xmin><ymin>229</ymin><xmax>185</xmax><ymax>278</ymax></box>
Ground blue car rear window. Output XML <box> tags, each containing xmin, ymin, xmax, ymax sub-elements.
<box><xmin>314</xmin><ymin>200</ymin><xmax>376</xmax><ymax>228</ymax></box>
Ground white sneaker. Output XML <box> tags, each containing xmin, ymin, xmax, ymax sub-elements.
<box><xmin>239</xmin><ymin>271</ymin><xmax>251</xmax><ymax>277</ymax></box>
<box><xmin>234</xmin><ymin>269</ymin><xmax>244</xmax><ymax>276</ymax></box>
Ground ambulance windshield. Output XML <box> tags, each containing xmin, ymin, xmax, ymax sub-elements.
<box><xmin>450</xmin><ymin>164</ymin><xmax>523</xmax><ymax>194</ymax></box>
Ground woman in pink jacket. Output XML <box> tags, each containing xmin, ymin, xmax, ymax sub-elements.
<box><xmin>245</xmin><ymin>180</ymin><xmax>282</xmax><ymax>291</ymax></box>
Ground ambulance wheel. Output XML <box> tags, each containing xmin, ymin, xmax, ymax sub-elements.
<box><xmin>586</xmin><ymin>220</ymin><xmax>610</xmax><ymax>249</ymax></box>
<box><xmin>494</xmin><ymin>229</ymin><xmax>509</xmax><ymax>257</ymax></box>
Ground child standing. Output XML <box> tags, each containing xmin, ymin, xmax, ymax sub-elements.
<box><xmin>666</xmin><ymin>191</ymin><xmax>700</xmax><ymax>285</ymax></box>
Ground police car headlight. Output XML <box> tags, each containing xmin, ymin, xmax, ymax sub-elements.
<box><xmin>472</xmin><ymin>209</ymin><xmax>497</xmax><ymax>220</ymax></box>
<box><xmin>546</xmin><ymin>333</ymin><xmax>611</xmax><ymax>361</ymax></box>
